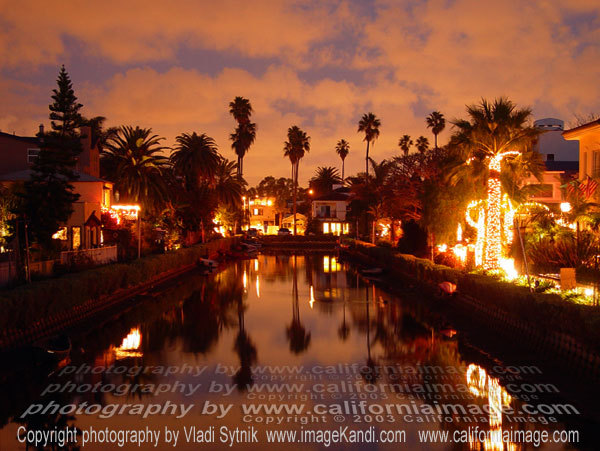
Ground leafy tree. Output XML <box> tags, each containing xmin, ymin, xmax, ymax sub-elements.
<box><xmin>335</xmin><ymin>139</ymin><xmax>350</xmax><ymax>180</ymax></box>
<box><xmin>357</xmin><ymin>112</ymin><xmax>381</xmax><ymax>181</ymax></box>
<box><xmin>310</xmin><ymin>166</ymin><xmax>341</xmax><ymax>196</ymax></box>
<box><xmin>398</xmin><ymin>135</ymin><xmax>413</xmax><ymax>156</ymax></box>
<box><xmin>229</xmin><ymin>97</ymin><xmax>256</xmax><ymax>178</ymax></box>
<box><xmin>426</xmin><ymin>111</ymin><xmax>445</xmax><ymax>149</ymax></box>
<box><xmin>284</xmin><ymin>126</ymin><xmax>310</xmax><ymax>234</ymax></box>
<box><xmin>101</xmin><ymin>126</ymin><xmax>170</xmax><ymax>213</ymax></box>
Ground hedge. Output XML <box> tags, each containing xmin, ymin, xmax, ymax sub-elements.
<box><xmin>0</xmin><ymin>238</ymin><xmax>236</xmax><ymax>330</ymax></box>
<box><xmin>349</xmin><ymin>240</ymin><xmax>600</xmax><ymax>352</ymax></box>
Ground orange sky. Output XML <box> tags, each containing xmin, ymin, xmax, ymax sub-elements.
<box><xmin>1</xmin><ymin>0</ymin><xmax>599</xmax><ymax>184</ymax></box>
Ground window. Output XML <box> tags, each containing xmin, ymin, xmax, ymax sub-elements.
<box><xmin>72</xmin><ymin>226</ymin><xmax>81</xmax><ymax>250</ymax></box>
<box><xmin>546</xmin><ymin>154</ymin><xmax>554</xmax><ymax>161</ymax></box>
<box><xmin>529</xmin><ymin>184</ymin><xmax>553</xmax><ymax>198</ymax></box>
<box><xmin>252</xmin><ymin>208</ymin><xmax>263</xmax><ymax>216</ymax></box>
<box><xmin>27</xmin><ymin>148</ymin><xmax>40</xmax><ymax>164</ymax></box>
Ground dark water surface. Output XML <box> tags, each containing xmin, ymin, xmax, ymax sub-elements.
<box><xmin>0</xmin><ymin>254</ymin><xmax>597</xmax><ymax>449</ymax></box>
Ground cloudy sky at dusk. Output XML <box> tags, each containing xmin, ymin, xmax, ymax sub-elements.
<box><xmin>1</xmin><ymin>0</ymin><xmax>599</xmax><ymax>184</ymax></box>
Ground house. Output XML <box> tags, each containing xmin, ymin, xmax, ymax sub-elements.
<box><xmin>0</xmin><ymin>125</ymin><xmax>113</xmax><ymax>251</ymax></box>
<box><xmin>521</xmin><ymin>161</ymin><xmax>578</xmax><ymax>205</ymax></box>
<box><xmin>311</xmin><ymin>186</ymin><xmax>351</xmax><ymax>235</ymax></box>
<box><xmin>281</xmin><ymin>213</ymin><xmax>307</xmax><ymax>234</ymax></box>
<box><xmin>248</xmin><ymin>197</ymin><xmax>280</xmax><ymax>234</ymax></box>
<box><xmin>518</xmin><ymin>118</ymin><xmax>579</xmax><ymax>205</ymax></box>
<box><xmin>563</xmin><ymin>119</ymin><xmax>600</xmax><ymax>181</ymax></box>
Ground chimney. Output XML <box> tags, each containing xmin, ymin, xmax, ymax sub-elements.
<box><xmin>38</xmin><ymin>124</ymin><xmax>44</xmax><ymax>135</ymax></box>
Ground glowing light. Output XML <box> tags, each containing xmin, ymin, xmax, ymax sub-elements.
<box><xmin>309</xmin><ymin>285</ymin><xmax>315</xmax><ymax>309</ymax></box>
<box><xmin>560</xmin><ymin>202</ymin><xmax>572</xmax><ymax>213</ymax></box>
<box><xmin>437</xmin><ymin>244</ymin><xmax>448</xmax><ymax>252</ymax></box>
<box><xmin>453</xmin><ymin>244</ymin><xmax>467</xmax><ymax>263</ymax></box>
<box><xmin>457</xmin><ymin>223</ymin><xmax>463</xmax><ymax>242</ymax></box>
<box><xmin>52</xmin><ymin>227</ymin><xmax>68</xmax><ymax>240</ymax></box>
<box><xmin>243</xmin><ymin>270</ymin><xmax>247</xmax><ymax>290</ymax></box>
<box><xmin>256</xmin><ymin>275</ymin><xmax>260</xmax><ymax>298</ymax></box>
<box><xmin>466</xmin><ymin>201</ymin><xmax>485</xmax><ymax>267</ymax></box>
<box><xmin>584</xmin><ymin>287</ymin><xmax>594</xmax><ymax>297</ymax></box>
<box><xmin>114</xmin><ymin>328</ymin><xmax>142</xmax><ymax>359</ymax></box>
<box><xmin>102</xmin><ymin>204</ymin><xmax>141</xmax><ymax>224</ymax></box>
<box><xmin>254</xmin><ymin>259</ymin><xmax>259</xmax><ymax>271</ymax></box>
<box><xmin>499</xmin><ymin>257</ymin><xmax>518</xmax><ymax>281</ymax></box>
<box><xmin>309</xmin><ymin>189</ymin><xmax>314</xmax><ymax>195</ymax></box>
<box><xmin>466</xmin><ymin>364</ymin><xmax>514</xmax><ymax>450</ymax></box>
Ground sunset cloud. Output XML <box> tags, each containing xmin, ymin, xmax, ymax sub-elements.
<box><xmin>1</xmin><ymin>0</ymin><xmax>599</xmax><ymax>184</ymax></box>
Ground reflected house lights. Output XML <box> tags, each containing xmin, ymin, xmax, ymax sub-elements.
<box><xmin>113</xmin><ymin>327</ymin><xmax>143</xmax><ymax>359</ymax></box>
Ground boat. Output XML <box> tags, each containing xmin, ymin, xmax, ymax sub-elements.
<box><xmin>199</xmin><ymin>258</ymin><xmax>219</xmax><ymax>268</ymax></box>
<box><xmin>43</xmin><ymin>335</ymin><xmax>72</xmax><ymax>359</ymax></box>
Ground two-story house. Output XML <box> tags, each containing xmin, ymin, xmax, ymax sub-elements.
<box><xmin>311</xmin><ymin>186</ymin><xmax>351</xmax><ymax>235</ymax></box>
<box><xmin>248</xmin><ymin>197</ymin><xmax>280</xmax><ymax>234</ymax></box>
<box><xmin>0</xmin><ymin>125</ymin><xmax>113</xmax><ymax>251</ymax></box>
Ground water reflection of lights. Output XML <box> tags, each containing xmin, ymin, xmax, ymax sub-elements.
<box><xmin>309</xmin><ymin>285</ymin><xmax>315</xmax><ymax>309</ymax></box>
<box><xmin>114</xmin><ymin>328</ymin><xmax>142</xmax><ymax>359</ymax></box>
<box><xmin>256</xmin><ymin>275</ymin><xmax>260</xmax><ymax>298</ymax></box>
<box><xmin>466</xmin><ymin>364</ymin><xmax>515</xmax><ymax>450</ymax></box>
<box><xmin>323</xmin><ymin>256</ymin><xmax>341</xmax><ymax>273</ymax></box>
<box><xmin>254</xmin><ymin>259</ymin><xmax>259</xmax><ymax>271</ymax></box>
<box><xmin>243</xmin><ymin>270</ymin><xmax>248</xmax><ymax>290</ymax></box>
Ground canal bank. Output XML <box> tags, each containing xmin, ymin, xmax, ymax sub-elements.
<box><xmin>0</xmin><ymin>237</ymin><xmax>239</xmax><ymax>350</ymax></box>
<box><xmin>342</xmin><ymin>240</ymin><xmax>600</xmax><ymax>381</ymax></box>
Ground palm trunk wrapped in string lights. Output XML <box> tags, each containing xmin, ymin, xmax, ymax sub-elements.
<box><xmin>484</xmin><ymin>155</ymin><xmax>503</xmax><ymax>269</ymax></box>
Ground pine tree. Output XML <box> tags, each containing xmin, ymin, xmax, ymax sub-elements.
<box><xmin>49</xmin><ymin>65</ymin><xmax>83</xmax><ymax>137</ymax></box>
<box><xmin>18</xmin><ymin>66</ymin><xmax>83</xmax><ymax>248</ymax></box>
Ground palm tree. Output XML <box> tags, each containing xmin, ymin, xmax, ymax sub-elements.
<box><xmin>335</xmin><ymin>139</ymin><xmax>350</xmax><ymax>181</ymax></box>
<box><xmin>398</xmin><ymin>135</ymin><xmax>413</xmax><ymax>156</ymax></box>
<box><xmin>214</xmin><ymin>159</ymin><xmax>244</xmax><ymax>208</ymax></box>
<box><xmin>171</xmin><ymin>132</ymin><xmax>221</xmax><ymax>188</ymax></box>
<box><xmin>101</xmin><ymin>126</ymin><xmax>170</xmax><ymax>212</ymax></box>
<box><xmin>310</xmin><ymin>166</ymin><xmax>341</xmax><ymax>196</ymax></box>
<box><xmin>284</xmin><ymin>126</ymin><xmax>310</xmax><ymax>235</ymax></box>
<box><xmin>357</xmin><ymin>113</ymin><xmax>381</xmax><ymax>182</ymax></box>
<box><xmin>229</xmin><ymin>96</ymin><xmax>256</xmax><ymax>178</ymax></box>
<box><xmin>426</xmin><ymin>111</ymin><xmax>445</xmax><ymax>149</ymax></box>
<box><xmin>415</xmin><ymin>136</ymin><xmax>430</xmax><ymax>153</ymax></box>
<box><xmin>450</xmin><ymin>98</ymin><xmax>540</xmax><ymax>269</ymax></box>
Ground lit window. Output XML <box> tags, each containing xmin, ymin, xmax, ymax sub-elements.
<box><xmin>72</xmin><ymin>227</ymin><xmax>81</xmax><ymax>249</ymax></box>
<box><xmin>323</xmin><ymin>223</ymin><xmax>330</xmax><ymax>234</ymax></box>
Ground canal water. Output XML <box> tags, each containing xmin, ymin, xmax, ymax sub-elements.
<box><xmin>0</xmin><ymin>254</ymin><xmax>597</xmax><ymax>449</ymax></box>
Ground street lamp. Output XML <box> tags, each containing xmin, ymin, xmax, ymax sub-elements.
<box><xmin>560</xmin><ymin>202</ymin><xmax>572</xmax><ymax>213</ymax></box>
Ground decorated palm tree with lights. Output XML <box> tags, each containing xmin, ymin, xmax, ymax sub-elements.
<box><xmin>358</xmin><ymin>113</ymin><xmax>381</xmax><ymax>182</ymax></box>
<box><xmin>284</xmin><ymin>125</ymin><xmax>310</xmax><ymax>235</ymax></box>
<box><xmin>451</xmin><ymin>98</ymin><xmax>540</xmax><ymax>270</ymax></box>
<box><xmin>335</xmin><ymin>139</ymin><xmax>350</xmax><ymax>181</ymax></box>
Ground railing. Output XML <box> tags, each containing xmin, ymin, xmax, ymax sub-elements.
<box><xmin>60</xmin><ymin>245</ymin><xmax>117</xmax><ymax>266</ymax></box>
<box><xmin>315</xmin><ymin>211</ymin><xmax>338</xmax><ymax>218</ymax></box>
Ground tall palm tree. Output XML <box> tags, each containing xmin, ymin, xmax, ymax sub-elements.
<box><xmin>398</xmin><ymin>135</ymin><xmax>413</xmax><ymax>156</ymax></box>
<box><xmin>310</xmin><ymin>166</ymin><xmax>341</xmax><ymax>196</ymax></box>
<box><xmin>287</xmin><ymin>255</ymin><xmax>311</xmax><ymax>354</ymax></box>
<box><xmin>357</xmin><ymin>113</ymin><xmax>381</xmax><ymax>182</ymax></box>
<box><xmin>284</xmin><ymin>125</ymin><xmax>310</xmax><ymax>235</ymax></box>
<box><xmin>426</xmin><ymin>111</ymin><xmax>446</xmax><ymax>149</ymax></box>
<box><xmin>101</xmin><ymin>126</ymin><xmax>170</xmax><ymax>212</ymax></box>
<box><xmin>229</xmin><ymin>96</ymin><xmax>256</xmax><ymax>178</ymax></box>
<box><xmin>171</xmin><ymin>132</ymin><xmax>221</xmax><ymax>188</ymax></box>
<box><xmin>450</xmin><ymin>97</ymin><xmax>540</xmax><ymax>269</ymax></box>
<box><xmin>415</xmin><ymin>136</ymin><xmax>430</xmax><ymax>154</ymax></box>
<box><xmin>335</xmin><ymin>139</ymin><xmax>350</xmax><ymax>181</ymax></box>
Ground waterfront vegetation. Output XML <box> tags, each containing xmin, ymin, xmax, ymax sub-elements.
<box><xmin>348</xmin><ymin>240</ymin><xmax>600</xmax><ymax>352</ymax></box>
<box><xmin>0</xmin><ymin>238</ymin><xmax>234</xmax><ymax>331</ymax></box>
